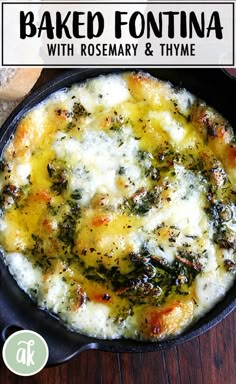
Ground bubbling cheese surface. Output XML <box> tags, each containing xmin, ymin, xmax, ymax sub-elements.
<box><xmin>0</xmin><ymin>72</ymin><xmax>235</xmax><ymax>341</ymax></box>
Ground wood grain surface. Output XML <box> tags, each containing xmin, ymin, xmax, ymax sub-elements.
<box><xmin>0</xmin><ymin>69</ymin><xmax>235</xmax><ymax>384</ymax></box>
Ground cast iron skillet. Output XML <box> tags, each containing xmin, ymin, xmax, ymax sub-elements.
<box><xmin>0</xmin><ymin>68</ymin><xmax>235</xmax><ymax>366</ymax></box>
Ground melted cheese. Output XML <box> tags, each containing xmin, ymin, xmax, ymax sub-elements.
<box><xmin>71</xmin><ymin>73</ymin><xmax>131</xmax><ymax>112</ymax></box>
<box><xmin>5</xmin><ymin>252</ymin><xmax>43</xmax><ymax>293</ymax></box>
<box><xmin>53</xmin><ymin>127</ymin><xmax>143</xmax><ymax>206</ymax></box>
<box><xmin>0</xmin><ymin>71</ymin><xmax>235</xmax><ymax>341</ymax></box>
<box><xmin>149</xmin><ymin>111</ymin><xmax>186</xmax><ymax>144</ymax></box>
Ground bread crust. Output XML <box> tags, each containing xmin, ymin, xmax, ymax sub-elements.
<box><xmin>0</xmin><ymin>68</ymin><xmax>42</xmax><ymax>100</ymax></box>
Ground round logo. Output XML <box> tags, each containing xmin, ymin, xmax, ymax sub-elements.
<box><xmin>2</xmin><ymin>330</ymin><xmax>49</xmax><ymax>376</ymax></box>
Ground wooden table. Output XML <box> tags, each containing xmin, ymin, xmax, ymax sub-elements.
<box><xmin>0</xmin><ymin>69</ymin><xmax>235</xmax><ymax>384</ymax></box>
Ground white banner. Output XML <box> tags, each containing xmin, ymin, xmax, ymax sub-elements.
<box><xmin>1</xmin><ymin>1</ymin><xmax>235</xmax><ymax>67</ymax></box>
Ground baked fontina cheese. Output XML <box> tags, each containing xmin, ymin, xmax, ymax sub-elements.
<box><xmin>0</xmin><ymin>72</ymin><xmax>235</xmax><ymax>340</ymax></box>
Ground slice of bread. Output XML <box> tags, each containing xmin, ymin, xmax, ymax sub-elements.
<box><xmin>0</xmin><ymin>67</ymin><xmax>42</xmax><ymax>127</ymax></box>
<box><xmin>0</xmin><ymin>68</ymin><xmax>42</xmax><ymax>101</ymax></box>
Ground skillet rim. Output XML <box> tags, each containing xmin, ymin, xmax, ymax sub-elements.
<box><xmin>0</xmin><ymin>67</ymin><xmax>235</xmax><ymax>366</ymax></box>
